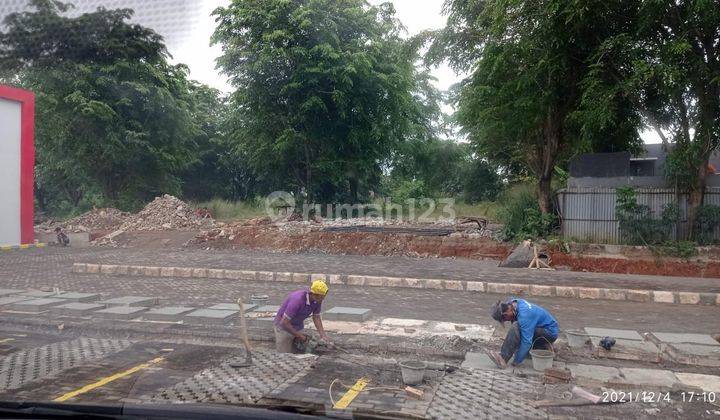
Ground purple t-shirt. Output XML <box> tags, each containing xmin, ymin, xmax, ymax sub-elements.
<box><xmin>274</xmin><ymin>287</ymin><xmax>322</xmax><ymax>331</ymax></box>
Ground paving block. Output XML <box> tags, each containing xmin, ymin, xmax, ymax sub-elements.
<box><xmin>601</xmin><ymin>288</ymin><xmax>627</xmax><ymax>301</ymax></box>
<box><xmin>252</xmin><ymin>305</ymin><xmax>280</xmax><ymax>314</ymax></box>
<box><xmin>675</xmin><ymin>372</ymin><xmax>720</xmax><ymax>393</ymax></box>
<box><xmin>568</xmin><ymin>364</ymin><xmax>621</xmax><ymax>384</ymax></box>
<box><xmin>98</xmin><ymin>296</ymin><xmax>158</xmax><ymax>307</ymax></box>
<box><xmin>0</xmin><ymin>296</ymin><xmax>33</xmax><ymax>306</ymax></box>
<box><xmin>94</xmin><ymin>306</ymin><xmax>148</xmax><ymax>320</ymax></box>
<box><xmin>652</xmin><ymin>291</ymin><xmax>675</xmax><ymax>303</ymax></box>
<box><xmin>585</xmin><ymin>327</ymin><xmax>643</xmax><ymax>341</ymax></box>
<box><xmin>322</xmin><ymin>307</ymin><xmax>372</xmax><ymax>322</ymax></box>
<box><xmin>55</xmin><ymin>292</ymin><xmax>101</xmax><ymax>303</ymax></box>
<box><xmin>461</xmin><ymin>352</ymin><xmax>498</xmax><ymax>369</ymax></box>
<box><xmin>616</xmin><ymin>368</ymin><xmax>678</xmax><ymax>389</ymax></box>
<box><xmin>10</xmin><ymin>298</ymin><xmax>66</xmax><ymax>312</ymax></box>
<box><xmin>18</xmin><ymin>290</ymin><xmax>59</xmax><ymax>298</ymax></box>
<box><xmin>0</xmin><ymin>289</ymin><xmax>23</xmax><ymax>296</ymax></box>
<box><xmin>184</xmin><ymin>309</ymin><xmax>238</xmax><ymax>325</ymax></box>
<box><xmin>466</xmin><ymin>281</ymin><xmax>485</xmax><ymax>292</ymax></box>
<box><xmin>207</xmin><ymin>302</ymin><xmax>258</xmax><ymax>312</ymax></box>
<box><xmin>52</xmin><ymin>302</ymin><xmax>106</xmax><ymax>316</ymax></box>
<box><xmin>651</xmin><ymin>332</ymin><xmax>719</xmax><ymax>346</ymax></box>
<box><xmin>143</xmin><ymin>306</ymin><xmax>196</xmax><ymax>322</ymax></box>
<box><xmin>678</xmin><ymin>292</ymin><xmax>701</xmax><ymax>305</ymax></box>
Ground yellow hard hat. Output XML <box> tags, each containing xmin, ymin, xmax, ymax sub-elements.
<box><xmin>310</xmin><ymin>280</ymin><xmax>329</xmax><ymax>296</ymax></box>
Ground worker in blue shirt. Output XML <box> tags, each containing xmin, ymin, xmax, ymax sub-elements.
<box><xmin>488</xmin><ymin>298</ymin><xmax>559</xmax><ymax>368</ymax></box>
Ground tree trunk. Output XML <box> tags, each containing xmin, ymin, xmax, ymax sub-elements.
<box><xmin>536</xmin><ymin>107</ymin><xmax>562</xmax><ymax>214</ymax></box>
<box><xmin>686</xmin><ymin>163</ymin><xmax>707</xmax><ymax>240</ymax></box>
<box><xmin>538</xmin><ymin>176</ymin><xmax>553</xmax><ymax>214</ymax></box>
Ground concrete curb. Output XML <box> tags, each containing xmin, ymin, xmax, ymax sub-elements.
<box><xmin>72</xmin><ymin>263</ymin><xmax>720</xmax><ymax>306</ymax></box>
<box><xmin>1</xmin><ymin>243</ymin><xmax>46</xmax><ymax>251</ymax></box>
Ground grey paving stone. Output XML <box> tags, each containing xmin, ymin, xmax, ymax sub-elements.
<box><xmin>670</xmin><ymin>343</ymin><xmax>720</xmax><ymax>357</ymax></box>
<box><xmin>94</xmin><ymin>306</ymin><xmax>148</xmax><ymax>320</ymax></box>
<box><xmin>461</xmin><ymin>352</ymin><xmax>498</xmax><ymax>370</ymax></box>
<box><xmin>568</xmin><ymin>364</ymin><xmax>621</xmax><ymax>383</ymax></box>
<box><xmin>0</xmin><ymin>296</ymin><xmax>32</xmax><ymax>306</ymax></box>
<box><xmin>184</xmin><ymin>309</ymin><xmax>238</xmax><ymax>325</ymax></box>
<box><xmin>617</xmin><ymin>367</ymin><xmax>678</xmax><ymax>389</ymax></box>
<box><xmin>143</xmin><ymin>306</ymin><xmax>196</xmax><ymax>322</ymax></box>
<box><xmin>18</xmin><ymin>290</ymin><xmax>59</xmax><ymax>298</ymax></box>
<box><xmin>10</xmin><ymin>298</ymin><xmax>66</xmax><ymax>313</ymax></box>
<box><xmin>207</xmin><ymin>302</ymin><xmax>258</xmax><ymax>312</ymax></box>
<box><xmin>0</xmin><ymin>289</ymin><xmax>23</xmax><ymax>296</ymax></box>
<box><xmin>651</xmin><ymin>332</ymin><xmax>719</xmax><ymax>346</ymax></box>
<box><xmin>594</xmin><ymin>338</ymin><xmax>660</xmax><ymax>361</ymax></box>
<box><xmin>98</xmin><ymin>296</ymin><xmax>158</xmax><ymax>307</ymax></box>
<box><xmin>252</xmin><ymin>305</ymin><xmax>280</xmax><ymax>313</ymax></box>
<box><xmin>55</xmin><ymin>292</ymin><xmax>101</xmax><ymax>303</ymax></box>
<box><xmin>585</xmin><ymin>327</ymin><xmax>643</xmax><ymax>341</ymax></box>
<box><xmin>322</xmin><ymin>307</ymin><xmax>373</xmax><ymax>322</ymax></box>
<box><xmin>248</xmin><ymin>317</ymin><xmax>275</xmax><ymax>329</ymax></box>
<box><xmin>51</xmin><ymin>302</ymin><xmax>107</xmax><ymax>316</ymax></box>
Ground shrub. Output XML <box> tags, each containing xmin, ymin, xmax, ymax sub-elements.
<box><xmin>695</xmin><ymin>204</ymin><xmax>720</xmax><ymax>245</ymax></box>
<box><xmin>498</xmin><ymin>184</ymin><xmax>557</xmax><ymax>241</ymax></box>
<box><xmin>616</xmin><ymin>186</ymin><xmax>677</xmax><ymax>245</ymax></box>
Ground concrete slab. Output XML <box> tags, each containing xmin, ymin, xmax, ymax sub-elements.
<box><xmin>616</xmin><ymin>368</ymin><xmax>678</xmax><ymax>390</ymax></box>
<box><xmin>461</xmin><ymin>352</ymin><xmax>498</xmax><ymax>370</ymax></box>
<box><xmin>380</xmin><ymin>318</ymin><xmax>427</xmax><ymax>327</ymax></box>
<box><xmin>670</xmin><ymin>343</ymin><xmax>720</xmax><ymax>357</ymax></box>
<box><xmin>18</xmin><ymin>290</ymin><xmax>59</xmax><ymax>298</ymax></box>
<box><xmin>665</xmin><ymin>343</ymin><xmax>720</xmax><ymax>367</ymax></box>
<box><xmin>251</xmin><ymin>305</ymin><xmax>280</xmax><ymax>314</ymax></box>
<box><xmin>94</xmin><ymin>306</ymin><xmax>148</xmax><ymax>320</ymax></box>
<box><xmin>55</xmin><ymin>292</ymin><xmax>101</xmax><ymax>303</ymax></box>
<box><xmin>51</xmin><ymin>302</ymin><xmax>107</xmax><ymax>316</ymax></box>
<box><xmin>585</xmin><ymin>327</ymin><xmax>643</xmax><ymax>341</ymax></box>
<box><xmin>594</xmin><ymin>338</ymin><xmax>660</xmax><ymax>362</ymax></box>
<box><xmin>184</xmin><ymin>309</ymin><xmax>238</xmax><ymax>325</ymax></box>
<box><xmin>651</xmin><ymin>332</ymin><xmax>719</xmax><ymax>346</ymax></box>
<box><xmin>98</xmin><ymin>296</ymin><xmax>158</xmax><ymax>307</ymax></box>
<box><xmin>0</xmin><ymin>289</ymin><xmax>23</xmax><ymax>296</ymax></box>
<box><xmin>10</xmin><ymin>298</ymin><xmax>66</xmax><ymax>313</ymax></box>
<box><xmin>568</xmin><ymin>364</ymin><xmax>621</xmax><ymax>384</ymax></box>
<box><xmin>143</xmin><ymin>306</ymin><xmax>196</xmax><ymax>322</ymax></box>
<box><xmin>322</xmin><ymin>307</ymin><xmax>373</xmax><ymax>322</ymax></box>
<box><xmin>0</xmin><ymin>296</ymin><xmax>32</xmax><ymax>306</ymax></box>
<box><xmin>207</xmin><ymin>302</ymin><xmax>258</xmax><ymax>312</ymax></box>
<box><xmin>675</xmin><ymin>372</ymin><xmax>720</xmax><ymax>393</ymax></box>
<box><xmin>248</xmin><ymin>317</ymin><xmax>275</xmax><ymax>329</ymax></box>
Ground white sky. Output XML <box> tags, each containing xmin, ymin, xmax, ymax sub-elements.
<box><xmin>173</xmin><ymin>0</ymin><xmax>658</xmax><ymax>143</ymax></box>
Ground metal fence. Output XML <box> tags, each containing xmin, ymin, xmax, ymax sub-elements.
<box><xmin>557</xmin><ymin>187</ymin><xmax>720</xmax><ymax>243</ymax></box>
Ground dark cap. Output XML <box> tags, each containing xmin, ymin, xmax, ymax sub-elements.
<box><xmin>490</xmin><ymin>299</ymin><xmax>514</xmax><ymax>322</ymax></box>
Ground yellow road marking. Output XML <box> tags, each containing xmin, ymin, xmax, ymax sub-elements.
<box><xmin>19</xmin><ymin>244</ymin><xmax>29</xmax><ymax>249</ymax></box>
<box><xmin>0</xmin><ymin>338</ymin><xmax>15</xmax><ymax>344</ymax></box>
<box><xmin>0</xmin><ymin>246</ymin><xmax>12</xmax><ymax>251</ymax></box>
<box><xmin>53</xmin><ymin>357</ymin><xmax>164</xmax><ymax>402</ymax></box>
<box><xmin>333</xmin><ymin>377</ymin><xmax>369</xmax><ymax>409</ymax></box>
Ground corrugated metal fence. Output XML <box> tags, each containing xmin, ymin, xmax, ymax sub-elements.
<box><xmin>557</xmin><ymin>187</ymin><xmax>720</xmax><ymax>243</ymax></box>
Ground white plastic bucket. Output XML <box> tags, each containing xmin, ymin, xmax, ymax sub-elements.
<box><xmin>529</xmin><ymin>349</ymin><xmax>554</xmax><ymax>371</ymax></box>
<box><xmin>399</xmin><ymin>361</ymin><xmax>426</xmax><ymax>385</ymax></box>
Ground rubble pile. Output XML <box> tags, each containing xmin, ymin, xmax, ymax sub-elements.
<box><xmin>36</xmin><ymin>208</ymin><xmax>130</xmax><ymax>233</ymax></box>
<box><xmin>117</xmin><ymin>195</ymin><xmax>215</xmax><ymax>231</ymax></box>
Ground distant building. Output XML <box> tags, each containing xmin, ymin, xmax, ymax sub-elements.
<box><xmin>567</xmin><ymin>143</ymin><xmax>720</xmax><ymax>188</ymax></box>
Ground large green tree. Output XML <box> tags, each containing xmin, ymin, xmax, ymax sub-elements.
<box><xmin>1</xmin><ymin>0</ymin><xmax>202</xmax><ymax>211</ymax></box>
<box><xmin>212</xmin><ymin>0</ymin><xmax>436</xmax><ymax>203</ymax></box>
<box><xmin>428</xmin><ymin>0</ymin><xmax>642</xmax><ymax>213</ymax></box>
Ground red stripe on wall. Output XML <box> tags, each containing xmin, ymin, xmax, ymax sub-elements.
<box><xmin>0</xmin><ymin>85</ymin><xmax>35</xmax><ymax>245</ymax></box>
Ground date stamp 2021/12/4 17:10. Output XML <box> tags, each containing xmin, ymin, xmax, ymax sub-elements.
<box><xmin>602</xmin><ymin>391</ymin><xmax>717</xmax><ymax>404</ymax></box>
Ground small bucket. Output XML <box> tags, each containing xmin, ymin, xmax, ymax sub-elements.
<box><xmin>565</xmin><ymin>330</ymin><xmax>590</xmax><ymax>348</ymax></box>
<box><xmin>250</xmin><ymin>294</ymin><xmax>269</xmax><ymax>305</ymax></box>
<box><xmin>529</xmin><ymin>336</ymin><xmax>555</xmax><ymax>372</ymax></box>
<box><xmin>399</xmin><ymin>361</ymin><xmax>426</xmax><ymax>385</ymax></box>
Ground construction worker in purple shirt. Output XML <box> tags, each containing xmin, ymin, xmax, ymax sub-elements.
<box><xmin>488</xmin><ymin>297</ymin><xmax>559</xmax><ymax>368</ymax></box>
<box><xmin>274</xmin><ymin>280</ymin><xmax>332</xmax><ymax>353</ymax></box>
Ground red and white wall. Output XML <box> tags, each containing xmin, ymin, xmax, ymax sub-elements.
<box><xmin>0</xmin><ymin>85</ymin><xmax>35</xmax><ymax>247</ymax></box>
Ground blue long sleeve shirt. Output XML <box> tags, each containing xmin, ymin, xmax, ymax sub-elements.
<box><xmin>513</xmin><ymin>298</ymin><xmax>559</xmax><ymax>364</ymax></box>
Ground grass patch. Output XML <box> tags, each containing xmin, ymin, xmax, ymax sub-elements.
<box><xmin>192</xmin><ymin>199</ymin><xmax>266</xmax><ymax>221</ymax></box>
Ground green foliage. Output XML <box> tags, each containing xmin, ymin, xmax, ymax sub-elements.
<box><xmin>213</xmin><ymin>0</ymin><xmax>438</xmax><ymax>203</ymax></box>
<box><xmin>616</xmin><ymin>186</ymin><xmax>678</xmax><ymax>245</ymax></box>
<box><xmin>192</xmin><ymin>198</ymin><xmax>266</xmax><ymax>222</ymax></box>
<box><xmin>388</xmin><ymin>180</ymin><xmax>428</xmax><ymax>205</ymax></box>
<box><xmin>497</xmin><ymin>184</ymin><xmax>557</xmax><ymax>241</ymax></box>
<box><xmin>427</xmin><ymin>0</ymin><xmax>643</xmax><ymax>213</ymax></box>
<box><xmin>650</xmin><ymin>241</ymin><xmax>698</xmax><ymax>260</ymax></box>
<box><xmin>695</xmin><ymin>205</ymin><xmax>720</xmax><ymax>245</ymax></box>
<box><xmin>1</xmin><ymin>0</ymin><xmax>205</xmax><ymax>213</ymax></box>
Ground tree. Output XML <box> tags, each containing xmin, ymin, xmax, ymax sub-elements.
<box><xmin>428</xmin><ymin>0</ymin><xmax>642</xmax><ymax>214</ymax></box>
<box><xmin>1</xmin><ymin>0</ymin><xmax>202</xmax><ymax>211</ymax></box>
<box><xmin>635</xmin><ymin>1</ymin><xmax>720</xmax><ymax>237</ymax></box>
<box><xmin>212</xmin><ymin>0</ymin><xmax>436</xmax><ymax>203</ymax></box>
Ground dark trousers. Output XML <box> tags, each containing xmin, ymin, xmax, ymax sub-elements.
<box><xmin>500</xmin><ymin>322</ymin><xmax>556</xmax><ymax>363</ymax></box>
